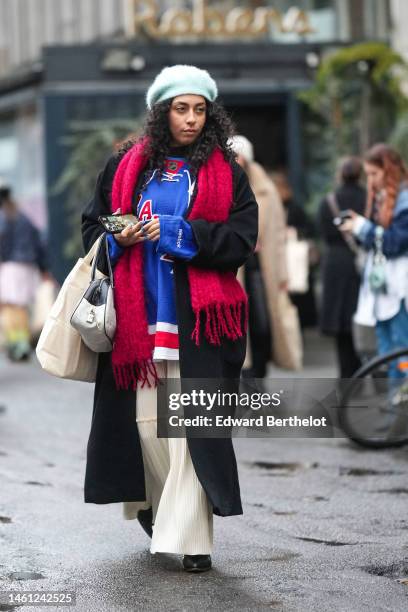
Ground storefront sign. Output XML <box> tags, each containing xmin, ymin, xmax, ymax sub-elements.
<box><xmin>132</xmin><ymin>0</ymin><xmax>315</xmax><ymax>39</ymax></box>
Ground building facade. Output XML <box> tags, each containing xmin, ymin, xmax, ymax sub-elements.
<box><xmin>390</xmin><ymin>0</ymin><xmax>408</xmax><ymax>61</ymax></box>
<box><xmin>0</xmin><ymin>0</ymin><xmax>393</xmax><ymax>280</ymax></box>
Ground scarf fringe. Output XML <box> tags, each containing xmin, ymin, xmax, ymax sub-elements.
<box><xmin>191</xmin><ymin>300</ymin><xmax>248</xmax><ymax>347</ymax></box>
<box><xmin>113</xmin><ymin>359</ymin><xmax>159</xmax><ymax>391</ymax></box>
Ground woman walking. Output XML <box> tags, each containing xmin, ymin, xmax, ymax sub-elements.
<box><xmin>340</xmin><ymin>144</ymin><xmax>408</xmax><ymax>379</ymax></box>
<box><xmin>273</xmin><ymin>171</ymin><xmax>318</xmax><ymax>329</ymax></box>
<box><xmin>230</xmin><ymin>135</ymin><xmax>299</xmax><ymax>377</ymax></box>
<box><xmin>81</xmin><ymin>65</ymin><xmax>258</xmax><ymax>572</ymax></box>
<box><xmin>318</xmin><ymin>157</ymin><xmax>366</xmax><ymax>378</ymax></box>
<box><xmin>0</xmin><ymin>182</ymin><xmax>48</xmax><ymax>361</ymax></box>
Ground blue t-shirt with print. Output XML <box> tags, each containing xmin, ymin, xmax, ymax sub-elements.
<box><xmin>107</xmin><ymin>156</ymin><xmax>198</xmax><ymax>360</ymax></box>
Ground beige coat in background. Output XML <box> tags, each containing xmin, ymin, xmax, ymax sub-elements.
<box><xmin>239</xmin><ymin>161</ymin><xmax>303</xmax><ymax>370</ymax></box>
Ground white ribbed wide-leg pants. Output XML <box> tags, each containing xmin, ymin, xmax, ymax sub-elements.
<box><xmin>123</xmin><ymin>360</ymin><xmax>213</xmax><ymax>555</ymax></box>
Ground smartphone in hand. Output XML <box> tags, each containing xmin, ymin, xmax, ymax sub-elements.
<box><xmin>98</xmin><ymin>214</ymin><xmax>138</xmax><ymax>234</ymax></box>
<box><xmin>333</xmin><ymin>210</ymin><xmax>353</xmax><ymax>227</ymax></box>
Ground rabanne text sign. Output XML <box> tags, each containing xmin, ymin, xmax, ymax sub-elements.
<box><xmin>132</xmin><ymin>0</ymin><xmax>315</xmax><ymax>39</ymax></box>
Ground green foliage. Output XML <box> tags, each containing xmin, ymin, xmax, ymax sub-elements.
<box><xmin>299</xmin><ymin>42</ymin><xmax>408</xmax><ymax>216</ymax></box>
<box><xmin>53</xmin><ymin>119</ymin><xmax>142</xmax><ymax>259</ymax></box>
<box><xmin>390</xmin><ymin>113</ymin><xmax>408</xmax><ymax>164</ymax></box>
<box><xmin>301</xmin><ymin>42</ymin><xmax>408</xmax><ymax>111</ymax></box>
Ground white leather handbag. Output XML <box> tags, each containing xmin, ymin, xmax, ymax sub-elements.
<box><xmin>70</xmin><ymin>234</ymin><xmax>116</xmax><ymax>353</ymax></box>
<box><xmin>36</xmin><ymin>234</ymin><xmax>106</xmax><ymax>382</ymax></box>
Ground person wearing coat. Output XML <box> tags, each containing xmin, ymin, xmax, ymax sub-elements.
<box><xmin>229</xmin><ymin>135</ymin><xmax>297</xmax><ymax>377</ymax></box>
<box><xmin>273</xmin><ymin>171</ymin><xmax>319</xmax><ymax>329</ymax></box>
<box><xmin>340</xmin><ymin>144</ymin><xmax>408</xmax><ymax>380</ymax></box>
<box><xmin>81</xmin><ymin>65</ymin><xmax>258</xmax><ymax>573</ymax></box>
<box><xmin>0</xmin><ymin>181</ymin><xmax>49</xmax><ymax>361</ymax></box>
<box><xmin>317</xmin><ymin>157</ymin><xmax>366</xmax><ymax>378</ymax></box>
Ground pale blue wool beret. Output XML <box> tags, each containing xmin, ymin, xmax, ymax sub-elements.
<box><xmin>146</xmin><ymin>64</ymin><xmax>218</xmax><ymax>109</ymax></box>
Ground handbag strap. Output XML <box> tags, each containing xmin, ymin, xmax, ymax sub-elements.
<box><xmin>326</xmin><ymin>192</ymin><xmax>360</xmax><ymax>256</ymax></box>
<box><xmin>83</xmin><ymin>233</ymin><xmax>104</xmax><ymax>265</ymax></box>
<box><xmin>373</xmin><ymin>226</ymin><xmax>386</xmax><ymax>262</ymax></box>
<box><xmin>90</xmin><ymin>233</ymin><xmax>115</xmax><ymax>287</ymax></box>
<box><xmin>326</xmin><ymin>192</ymin><xmax>340</xmax><ymax>218</ymax></box>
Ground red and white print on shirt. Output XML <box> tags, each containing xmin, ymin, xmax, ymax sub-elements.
<box><xmin>138</xmin><ymin>198</ymin><xmax>160</xmax><ymax>224</ymax></box>
<box><xmin>160</xmin><ymin>253</ymin><xmax>174</xmax><ymax>263</ymax></box>
<box><xmin>165</xmin><ymin>159</ymin><xmax>184</xmax><ymax>174</ymax></box>
<box><xmin>138</xmin><ymin>199</ymin><xmax>152</xmax><ymax>221</ymax></box>
<box><xmin>148</xmin><ymin>322</ymin><xmax>179</xmax><ymax>360</ymax></box>
<box><xmin>162</xmin><ymin>158</ymin><xmax>185</xmax><ymax>182</ymax></box>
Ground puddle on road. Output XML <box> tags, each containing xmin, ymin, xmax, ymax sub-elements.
<box><xmin>295</xmin><ymin>536</ymin><xmax>357</xmax><ymax>546</ymax></box>
<box><xmin>8</xmin><ymin>572</ymin><xmax>45</xmax><ymax>581</ymax></box>
<box><xmin>363</xmin><ymin>559</ymin><xmax>408</xmax><ymax>584</ymax></box>
<box><xmin>265</xmin><ymin>552</ymin><xmax>301</xmax><ymax>562</ymax></box>
<box><xmin>0</xmin><ymin>517</ymin><xmax>11</xmax><ymax>524</ymax></box>
<box><xmin>303</xmin><ymin>495</ymin><xmax>329</xmax><ymax>502</ymax></box>
<box><xmin>374</xmin><ymin>488</ymin><xmax>408</xmax><ymax>495</ymax></box>
<box><xmin>23</xmin><ymin>481</ymin><xmax>52</xmax><ymax>487</ymax></box>
<box><xmin>248</xmin><ymin>502</ymin><xmax>297</xmax><ymax>516</ymax></box>
<box><xmin>339</xmin><ymin>467</ymin><xmax>403</xmax><ymax>477</ymax></box>
<box><xmin>250</xmin><ymin>461</ymin><xmax>319</xmax><ymax>475</ymax></box>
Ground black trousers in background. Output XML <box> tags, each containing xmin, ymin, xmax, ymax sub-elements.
<box><xmin>335</xmin><ymin>332</ymin><xmax>362</xmax><ymax>379</ymax></box>
<box><xmin>244</xmin><ymin>259</ymin><xmax>272</xmax><ymax>379</ymax></box>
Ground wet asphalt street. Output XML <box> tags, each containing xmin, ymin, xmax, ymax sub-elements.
<box><xmin>0</xmin><ymin>333</ymin><xmax>408</xmax><ymax>612</ymax></box>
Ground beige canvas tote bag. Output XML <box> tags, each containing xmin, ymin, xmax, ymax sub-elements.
<box><xmin>286</xmin><ymin>227</ymin><xmax>309</xmax><ymax>294</ymax></box>
<box><xmin>36</xmin><ymin>234</ymin><xmax>105</xmax><ymax>382</ymax></box>
<box><xmin>271</xmin><ymin>291</ymin><xmax>303</xmax><ymax>371</ymax></box>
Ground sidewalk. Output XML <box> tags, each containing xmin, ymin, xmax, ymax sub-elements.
<box><xmin>268</xmin><ymin>328</ymin><xmax>337</xmax><ymax>379</ymax></box>
<box><xmin>1</xmin><ymin>336</ymin><xmax>408</xmax><ymax>611</ymax></box>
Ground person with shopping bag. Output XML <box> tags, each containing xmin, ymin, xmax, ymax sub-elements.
<box><xmin>230</xmin><ymin>135</ymin><xmax>302</xmax><ymax>375</ymax></box>
<box><xmin>318</xmin><ymin>157</ymin><xmax>366</xmax><ymax>378</ymax></box>
<box><xmin>340</xmin><ymin>144</ymin><xmax>408</xmax><ymax>378</ymax></box>
<box><xmin>81</xmin><ymin>65</ymin><xmax>258</xmax><ymax>572</ymax></box>
<box><xmin>0</xmin><ymin>181</ymin><xmax>50</xmax><ymax>361</ymax></box>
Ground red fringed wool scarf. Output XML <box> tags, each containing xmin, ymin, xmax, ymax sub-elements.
<box><xmin>111</xmin><ymin>139</ymin><xmax>248</xmax><ymax>390</ymax></box>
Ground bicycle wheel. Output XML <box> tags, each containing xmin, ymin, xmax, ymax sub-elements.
<box><xmin>338</xmin><ymin>347</ymin><xmax>408</xmax><ymax>448</ymax></box>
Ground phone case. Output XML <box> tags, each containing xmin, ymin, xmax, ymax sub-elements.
<box><xmin>98</xmin><ymin>214</ymin><xmax>138</xmax><ymax>234</ymax></box>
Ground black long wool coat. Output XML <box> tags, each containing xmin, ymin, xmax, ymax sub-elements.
<box><xmin>317</xmin><ymin>183</ymin><xmax>366</xmax><ymax>335</ymax></box>
<box><xmin>81</xmin><ymin>149</ymin><xmax>258</xmax><ymax>517</ymax></box>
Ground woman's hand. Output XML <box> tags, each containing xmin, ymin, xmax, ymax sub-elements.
<box><xmin>114</xmin><ymin>221</ymin><xmax>146</xmax><ymax>247</ymax></box>
<box><xmin>113</xmin><ymin>217</ymin><xmax>161</xmax><ymax>246</ymax></box>
<box><xmin>338</xmin><ymin>209</ymin><xmax>359</xmax><ymax>234</ymax></box>
<box><xmin>142</xmin><ymin>217</ymin><xmax>161</xmax><ymax>242</ymax></box>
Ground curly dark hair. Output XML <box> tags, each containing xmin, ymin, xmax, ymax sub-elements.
<box><xmin>116</xmin><ymin>98</ymin><xmax>236</xmax><ymax>181</ymax></box>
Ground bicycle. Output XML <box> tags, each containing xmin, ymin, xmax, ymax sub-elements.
<box><xmin>338</xmin><ymin>347</ymin><xmax>408</xmax><ymax>448</ymax></box>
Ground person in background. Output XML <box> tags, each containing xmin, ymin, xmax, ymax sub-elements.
<box><xmin>340</xmin><ymin>144</ymin><xmax>408</xmax><ymax>379</ymax></box>
<box><xmin>0</xmin><ymin>182</ymin><xmax>49</xmax><ymax>361</ymax></box>
<box><xmin>272</xmin><ymin>171</ymin><xmax>318</xmax><ymax>329</ymax></box>
<box><xmin>317</xmin><ymin>157</ymin><xmax>366</xmax><ymax>378</ymax></box>
<box><xmin>230</xmin><ymin>135</ymin><xmax>288</xmax><ymax>378</ymax></box>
